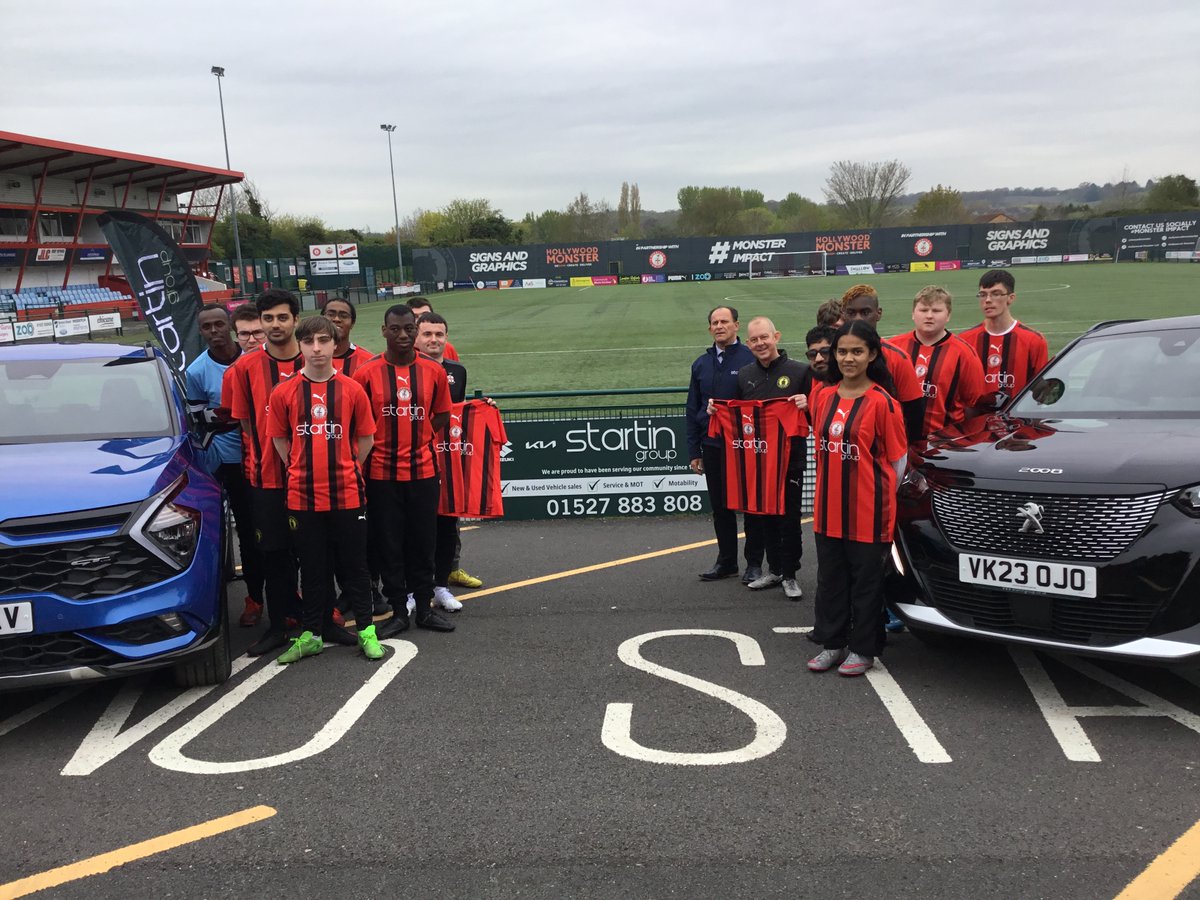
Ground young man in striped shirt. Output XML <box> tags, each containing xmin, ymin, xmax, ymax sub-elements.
<box><xmin>267</xmin><ymin>316</ymin><xmax>382</xmax><ymax>663</ymax></box>
<box><xmin>354</xmin><ymin>304</ymin><xmax>455</xmax><ymax>635</ymax></box>
<box><xmin>960</xmin><ymin>270</ymin><xmax>1050</xmax><ymax>407</ymax></box>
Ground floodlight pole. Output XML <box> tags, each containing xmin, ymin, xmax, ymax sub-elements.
<box><xmin>381</xmin><ymin>124</ymin><xmax>403</xmax><ymax>282</ymax></box>
<box><xmin>212</xmin><ymin>66</ymin><xmax>245</xmax><ymax>294</ymax></box>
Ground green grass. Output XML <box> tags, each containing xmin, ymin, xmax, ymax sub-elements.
<box><xmin>343</xmin><ymin>263</ymin><xmax>1198</xmax><ymax>397</ymax></box>
<box><xmin>111</xmin><ymin>263</ymin><xmax>1196</xmax><ymax>396</ymax></box>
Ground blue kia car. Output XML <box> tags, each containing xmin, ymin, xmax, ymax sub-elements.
<box><xmin>0</xmin><ymin>342</ymin><xmax>231</xmax><ymax>690</ymax></box>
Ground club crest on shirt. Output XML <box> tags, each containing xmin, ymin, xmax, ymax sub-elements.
<box><xmin>450</xmin><ymin>425</ymin><xmax>463</xmax><ymax>438</ymax></box>
<box><xmin>830</xmin><ymin>421</ymin><xmax>845</xmax><ymax>437</ymax></box>
<box><xmin>312</xmin><ymin>404</ymin><xmax>327</xmax><ymax>419</ymax></box>
<box><xmin>988</xmin><ymin>348</ymin><xmax>1003</xmax><ymax>368</ymax></box>
<box><xmin>776</xmin><ymin>375</ymin><xmax>791</xmax><ymax>389</ymax></box>
<box><xmin>742</xmin><ymin>423</ymin><xmax>754</xmax><ymax>435</ymax></box>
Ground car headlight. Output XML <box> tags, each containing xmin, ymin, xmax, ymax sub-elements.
<box><xmin>1173</xmin><ymin>484</ymin><xmax>1200</xmax><ymax>519</ymax></box>
<box><xmin>135</xmin><ymin>474</ymin><xmax>202</xmax><ymax>569</ymax></box>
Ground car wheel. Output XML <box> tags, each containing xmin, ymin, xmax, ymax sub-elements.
<box><xmin>172</xmin><ymin>579</ymin><xmax>232</xmax><ymax>688</ymax></box>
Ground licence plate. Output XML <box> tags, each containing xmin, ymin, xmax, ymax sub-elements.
<box><xmin>0</xmin><ymin>602</ymin><xmax>34</xmax><ymax>635</ymax></box>
<box><xmin>958</xmin><ymin>553</ymin><xmax>1097</xmax><ymax>599</ymax></box>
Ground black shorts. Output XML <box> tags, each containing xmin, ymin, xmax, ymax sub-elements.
<box><xmin>250</xmin><ymin>486</ymin><xmax>291</xmax><ymax>552</ymax></box>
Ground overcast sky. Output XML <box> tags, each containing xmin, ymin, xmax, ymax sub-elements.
<box><xmin>6</xmin><ymin>1</ymin><xmax>1198</xmax><ymax>231</ymax></box>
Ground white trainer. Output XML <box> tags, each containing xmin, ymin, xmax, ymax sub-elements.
<box><xmin>434</xmin><ymin>586</ymin><xmax>463</xmax><ymax>612</ymax></box>
<box><xmin>782</xmin><ymin>578</ymin><xmax>803</xmax><ymax>600</ymax></box>
<box><xmin>406</xmin><ymin>593</ymin><xmax>416</xmax><ymax>615</ymax></box>
<box><xmin>748</xmin><ymin>572</ymin><xmax>783</xmax><ymax>590</ymax></box>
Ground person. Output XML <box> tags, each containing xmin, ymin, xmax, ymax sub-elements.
<box><xmin>838</xmin><ymin>284</ymin><xmax>925</xmax><ymax>441</ymax></box>
<box><xmin>353</xmin><ymin>304</ymin><xmax>455</xmax><ymax>635</ymax></box>
<box><xmin>265</xmin><ymin>315</ymin><xmax>382</xmax><ymax>663</ymax></box>
<box><xmin>231</xmin><ymin>305</ymin><xmax>265</xmax><ymax>353</ymax></box>
<box><xmin>816</xmin><ymin>298</ymin><xmax>844</xmax><ymax>329</ymax></box>
<box><xmin>731</xmin><ymin>316</ymin><xmax>811</xmax><ymax>599</ymax></box>
<box><xmin>888</xmin><ymin>286</ymin><xmax>987</xmax><ymax>439</ymax></box>
<box><xmin>223</xmin><ymin>289</ymin><xmax>307</xmax><ymax>656</ymax></box>
<box><xmin>415</xmin><ymin>311</ymin><xmax>471</xmax><ymax>612</ymax></box>
<box><xmin>686</xmin><ymin>306</ymin><xmax>760</xmax><ymax>582</ymax></box>
<box><xmin>322</xmin><ymin>297</ymin><xmax>375</xmax><ymax>376</ymax></box>
<box><xmin>960</xmin><ymin>270</ymin><xmax>1050</xmax><ymax>407</ymax></box>
<box><xmin>185</xmin><ymin>304</ymin><xmax>264</xmax><ymax>628</ymax></box>
<box><xmin>407</xmin><ymin>297</ymin><xmax>460</xmax><ymax>361</ymax></box>
<box><xmin>805</xmin><ymin>325</ymin><xmax>836</xmax><ymax>382</ymax></box>
<box><xmin>807</xmin><ymin>321</ymin><xmax>907</xmax><ymax>677</ymax></box>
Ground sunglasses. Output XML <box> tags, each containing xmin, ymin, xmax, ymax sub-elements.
<box><xmin>806</xmin><ymin>348</ymin><xmax>831</xmax><ymax>359</ymax></box>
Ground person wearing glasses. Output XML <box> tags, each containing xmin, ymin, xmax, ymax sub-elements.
<box><xmin>805</xmin><ymin>325</ymin><xmax>836</xmax><ymax>381</ymax></box>
<box><xmin>232</xmin><ymin>304</ymin><xmax>266</xmax><ymax>352</ymax></box>
<box><xmin>838</xmin><ymin>285</ymin><xmax>925</xmax><ymax>442</ymax></box>
<box><xmin>960</xmin><ymin>270</ymin><xmax>1049</xmax><ymax>408</ymax></box>
<box><xmin>322</xmin><ymin>298</ymin><xmax>376</xmax><ymax>376</ymax></box>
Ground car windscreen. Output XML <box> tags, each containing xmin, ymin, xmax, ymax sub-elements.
<box><xmin>0</xmin><ymin>356</ymin><xmax>176</xmax><ymax>443</ymax></box>
<box><xmin>1012</xmin><ymin>326</ymin><xmax>1200</xmax><ymax>418</ymax></box>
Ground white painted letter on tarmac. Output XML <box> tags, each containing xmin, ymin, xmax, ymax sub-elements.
<box><xmin>148</xmin><ymin>640</ymin><xmax>416</xmax><ymax>774</ymax></box>
<box><xmin>1012</xmin><ymin>648</ymin><xmax>1200</xmax><ymax>762</ymax></box>
<box><xmin>601</xmin><ymin>629</ymin><xmax>786</xmax><ymax>765</ymax></box>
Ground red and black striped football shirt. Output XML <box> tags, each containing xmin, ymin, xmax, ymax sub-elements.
<box><xmin>888</xmin><ymin>331</ymin><xmax>986</xmax><ymax>437</ymax></box>
<box><xmin>437</xmin><ymin>400</ymin><xmax>507</xmax><ymax>518</ymax></box>
<box><xmin>811</xmin><ymin>383</ymin><xmax>907</xmax><ymax>544</ymax></box>
<box><xmin>223</xmin><ymin>348</ymin><xmax>303</xmax><ymax>489</ymax></box>
<box><xmin>266</xmin><ymin>373</ymin><xmax>374</xmax><ymax>512</ymax></box>
<box><xmin>959</xmin><ymin>320</ymin><xmax>1049</xmax><ymax>406</ymax></box>
<box><xmin>353</xmin><ymin>355</ymin><xmax>451</xmax><ymax>481</ymax></box>
<box><xmin>707</xmin><ymin>398</ymin><xmax>805</xmax><ymax>515</ymax></box>
<box><xmin>880</xmin><ymin>341</ymin><xmax>923</xmax><ymax>403</ymax></box>
<box><xmin>334</xmin><ymin>344</ymin><xmax>376</xmax><ymax>377</ymax></box>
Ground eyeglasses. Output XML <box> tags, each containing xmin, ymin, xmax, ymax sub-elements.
<box><xmin>976</xmin><ymin>291</ymin><xmax>1011</xmax><ymax>300</ymax></box>
<box><xmin>237</xmin><ymin>330</ymin><xmax>266</xmax><ymax>341</ymax></box>
<box><xmin>323</xmin><ymin>309</ymin><xmax>353</xmax><ymax>319</ymax></box>
<box><xmin>805</xmin><ymin>348</ymin><xmax>831</xmax><ymax>359</ymax></box>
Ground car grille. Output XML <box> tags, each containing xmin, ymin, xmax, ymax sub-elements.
<box><xmin>0</xmin><ymin>632</ymin><xmax>121</xmax><ymax>675</ymax></box>
<box><xmin>931</xmin><ymin>486</ymin><xmax>1164</xmax><ymax>562</ymax></box>
<box><xmin>0</xmin><ymin>537</ymin><xmax>177</xmax><ymax>601</ymax></box>
<box><xmin>925</xmin><ymin>568</ymin><xmax>1162</xmax><ymax>646</ymax></box>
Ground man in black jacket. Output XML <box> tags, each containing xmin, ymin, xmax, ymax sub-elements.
<box><xmin>685</xmin><ymin>306</ymin><xmax>760</xmax><ymax>582</ymax></box>
<box><xmin>735</xmin><ymin>316</ymin><xmax>811</xmax><ymax>599</ymax></box>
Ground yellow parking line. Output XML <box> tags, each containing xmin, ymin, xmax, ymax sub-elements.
<box><xmin>0</xmin><ymin>805</ymin><xmax>276</xmax><ymax>899</ymax></box>
<box><xmin>1115</xmin><ymin>816</ymin><xmax>1200</xmax><ymax>900</ymax></box>
<box><xmin>460</xmin><ymin>520</ymin><xmax>812</xmax><ymax>601</ymax></box>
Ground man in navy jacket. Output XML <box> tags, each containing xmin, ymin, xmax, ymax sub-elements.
<box><xmin>686</xmin><ymin>305</ymin><xmax>760</xmax><ymax>581</ymax></box>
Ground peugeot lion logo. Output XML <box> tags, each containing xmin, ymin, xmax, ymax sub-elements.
<box><xmin>1016</xmin><ymin>502</ymin><xmax>1045</xmax><ymax>534</ymax></box>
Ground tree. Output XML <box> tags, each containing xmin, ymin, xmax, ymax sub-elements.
<box><xmin>823</xmin><ymin>160</ymin><xmax>912</xmax><ymax>227</ymax></box>
<box><xmin>629</xmin><ymin>183</ymin><xmax>642</xmax><ymax>234</ymax></box>
<box><xmin>912</xmin><ymin>184</ymin><xmax>968</xmax><ymax>225</ymax></box>
<box><xmin>735</xmin><ymin>207</ymin><xmax>776</xmax><ymax>234</ymax></box>
<box><xmin>617</xmin><ymin>182</ymin><xmax>630</xmax><ymax>233</ymax></box>
<box><xmin>428</xmin><ymin>198</ymin><xmax>509</xmax><ymax>245</ymax></box>
<box><xmin>1144</xmin><ymin>174</ymin><xmax>1200</xmax><ymax>212</ymax></box>
<box><xmin>677</xmin><ymin>186</ymin><xmax>754</xmax><ymax>235</ymax></box>
<box><xmin>563</xmin><ymin>192</ymin><xmax>613</xmax><ymax>241</ymax></box>
<box><xmin>774</xmin><ymin>191</ymin><xmax>834</xmax><ymax>232</ymax></box>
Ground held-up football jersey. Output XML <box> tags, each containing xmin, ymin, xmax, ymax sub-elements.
<box><xmin>707</xmin><ymin>398</ymin><xmax>806</xmax><ymax>515</ymax></box>
<box><xmin>811</xmin><ymin>384</ymin><xmax>907</xmax><ymax>544</ymax></box>
<box><xmin>888</xmin><ymin>331</ymin><xmax>986</xmax><ymax>437</ymax></box>
<box><xmin>334</xmin><ymin>344</ymin><xmax>375</xmax><ymax>377</ymax></box>
<box><xmin>266</xmin><ymin>373</ymin><xmax>375</xmax><ymax>512</ymax></box>
<box><xmin>353</xmin><ymin>355</ymin><xmax>451</xmax><ymax>481</ymax></box>
<box><xmin>959</xmin><ymin>320</ymin><xmax>1049</xmax><ymax>406</ymax></box>
<box><xmin>224</xmin><ymin>349</ymin><xmax>304</xmax><ymax>489</ymax></box>
<box><xmin>437</xmin><ymin>400</ymin><xmax>507</xmax><ymax>518</ymax></box>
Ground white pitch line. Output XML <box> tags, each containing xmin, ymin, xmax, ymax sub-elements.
<box><xmin>772</xmin><ymin>626</ymin><xmax>814</xmax><ymax>633</ymax></box>
<box><xmin>864</xmin><ymin>658</ymin><xmax>953</xmax><ymax>764</ymax></box>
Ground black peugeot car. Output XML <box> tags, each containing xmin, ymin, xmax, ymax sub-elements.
<box><xmin>888</xmin><ymin>314</ymin><xmax>1200</xmax><ymax>665</ymax></box>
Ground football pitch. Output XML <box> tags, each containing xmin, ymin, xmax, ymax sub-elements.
<box><xmin>346</xmin><ymin>263</ymin><xmax>1198</xmax><ymax>397</ymax></box>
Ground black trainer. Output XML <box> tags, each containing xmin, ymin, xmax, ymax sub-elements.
<box><xmin>699</xmin><ymin>563</ymin><xmax>738</xmax><ymax>581</ymax></box>
<box><xmin>415</xmin><ymin>610</ymin><xmax>456</xmax><ymax>632</ymax></box>
<box><xmin>247</xmin><ymin>628</ymin><xmax>287</xmax><ymax>656</ymax></box>
<box><xmin>741</xmin><ymin>565</ymin><xmax>762</xmax><ymax>585</ymax></box>
<box><xmin>378</xmin><ymin>611</ymin><xmax>410</xmax><ymax>639</ymax></box>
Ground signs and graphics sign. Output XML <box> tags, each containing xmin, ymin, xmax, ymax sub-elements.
<box><xmin>87</xmin><ymin>313</ymin><xmax>121</xmax><ymax>332</ymax></box>
<box><xmin>309</xmin><ymin>244</ymin><xmax>336</xmax><ymax>258</ymax></box>
<box><xmin>336</xmin><ymin>243</ymin><xmax>359</xmax><ymax>258</ymax></box>
<box><xmin>35</xmin><ymin>248</ymin><xmax>67</xmax><ymax>263</ymax></box>
<box><xmin>54</xmin><ymin>318</ymin><xmax>90</xmax><ymax>338</ymax></box>
<box><xmin>499</xmin><ymin>416</ymin><xmax>710</xmax><ymax>520</ymax></box>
